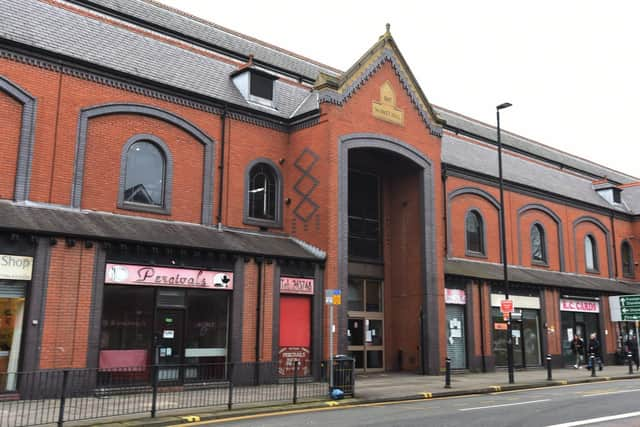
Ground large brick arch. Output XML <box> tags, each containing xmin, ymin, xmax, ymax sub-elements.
<box><xmin>0</xmin><ymin>75</ymin><xmax>36</xmax><ymax>201</ymax></box>
<box><xmin>572</xmin><ymin>216</ymin><xmax>613</xmax><ymax>277</ymax></box>
<box><xmin>447</xmin><ymin>187</ymin><xmax>503</xmax><ymax>262</ymax></box>
<box><xmin>70</xmin><ymin>103</ymin><xmax>215</xmax><ymax>224</ymax></box>
<box><xmin>516</xmin><ymin>203</ymin><xmax>565</xmax><ymax>271</ymax></box>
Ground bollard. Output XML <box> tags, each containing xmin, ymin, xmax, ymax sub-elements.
<box><xmin>546</xmin><ymin>354</ymin><xmax>552</xmax><ymax>381</ymax></box>
<box><xmin>590</xmin><ymin>354</ymin><xmax>596</xmax><ymax>377</ymax></box>
<box><xmin>629</xmin><ymin>352</ymin><xmax>634</xmax><ymax>374</ymax></box>
<box><xmin>444</xmin><ymin>357</ymin><xmax>451</xmax><ymax>389</ymax></box>
<box><xmin>293</xmin><ymin>361</ymin><xmax>299</xmax><ymax>404</ymax></box>
<box><xmin>57</xmin><ymin>369</ymin><xmax>69</xmax><ymax>427</ymax></box>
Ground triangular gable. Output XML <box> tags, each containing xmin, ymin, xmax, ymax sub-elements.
<box><xmin>314</xmin><ymin>26</ymin><xmax>444</xmax><ymax>136</ymax></box>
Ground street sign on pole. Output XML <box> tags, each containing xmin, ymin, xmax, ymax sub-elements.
<box><xmin>620</xmin><ymin>296</ymin><xmax>640</xmax><ymax>321</ymax></box>
<box><xmin>500</xmin><ymin>299</ymin><xmax>514</xmax><ymax>314</ymax></box>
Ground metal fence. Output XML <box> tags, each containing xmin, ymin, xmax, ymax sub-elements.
<box><xmin>0</xmin><ymin>360</ymin><xmax>354</xmax><ymax>427</ymax></box>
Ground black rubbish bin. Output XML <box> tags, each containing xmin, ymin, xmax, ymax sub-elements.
<box><xmin>332</xmin><ymin>355</ymin><xmax>355</xmax><ymax>397</ymax></box>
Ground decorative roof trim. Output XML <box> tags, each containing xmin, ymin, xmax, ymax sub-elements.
<box><xmin>317</xmin><ymin>48</ymin><xmax>443</xmax><ymax>137</ymax></box>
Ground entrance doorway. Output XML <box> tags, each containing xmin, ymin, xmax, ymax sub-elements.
<box><xmin>347</xmin><ymin>277</ymin><xmax>384</xmax><ymax>372</ymax></box>
<box><xmin>155</xmin><ymin>309</ymin><xmax>184</xmax><ymax>382</ymax></box>
<box><xmin>492</xmin><ymin>308</ymin><xmax>541</xmax><ymax>367</ymax></box>
<box><xmin>0</xmin><ymin>297</ymin><xmax>24</xmax><ymax>391</ymax></box>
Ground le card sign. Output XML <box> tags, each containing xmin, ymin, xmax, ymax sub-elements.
<box><xmin>280</xmin><ymin>277</ymin><xmax>314</xmax><ymax>295</ymax></box>
<box><xmin>105</xmin><ymin>263</ymin><xmax>233</xmax><ymax>290</ymax></box>
<box><xmin>560</xmin><ymin>299</ymin><xmax>599</xmax><ymax>313</ymax></box>
<box><xmin>0</xmin><ymin>254</ymin><xmax>33</xmax><ymax>281</ymax></box>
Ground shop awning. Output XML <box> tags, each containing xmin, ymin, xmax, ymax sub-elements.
<box><xmin>0</xmin><ymin>201</ymin><xmax>325</xmax><ymax>261</ymax></box>
<box><xmin>445</xmin><ymin>258</ymin><xmax>640</xmax><ymax>295</ymax></box>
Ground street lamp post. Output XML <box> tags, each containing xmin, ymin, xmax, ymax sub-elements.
<box><xmin>496</xmin><ymin>102</ymin><xmax>514</xmax><ymax>384</ymax></box>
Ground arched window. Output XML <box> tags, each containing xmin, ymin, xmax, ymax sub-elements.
<box><xmin>584</xmin><ymin>234</ymin><xmax>598</xmax><ymax>272</ymax></box>
<box><xmin>118</xmin><ymin>135</ymin><xmax>172</xmax><ymax>214</ymax></box>
<box><xmin>246</xmin><ymin>161</ymin><xmax>281</xmax><ymax>225</ymax></box>
<box><xmin>465</xmin><ymin>210</ymin><xmax>484</xmax><ymax>255</ymax></box>
<box><xmin>622</xmin><ymin>241</ymin><xmax>634</xmax><ymax>277</ymax></box>
<box><xmin>531</xmin><ymin>223</ymin><xmax>546</xmax><ymax>263</ymax></box>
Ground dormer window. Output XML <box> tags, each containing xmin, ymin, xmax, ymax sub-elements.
<box><xmin>231</xmin><ymin>55</ymin><xmax>278</xmax><ymax>108</ymax></box>
<box><xmin>612</xmin><ymin>188</ymin><xmax>622</xmax><ymax>203</ymax></box>
<box><xmin>593</xmin><ymin>180</ymin><xmax>623</xmax><ymax>206</ymax></box>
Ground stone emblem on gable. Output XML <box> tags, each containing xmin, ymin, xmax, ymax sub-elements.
<box><xmin>372</xmin><ymin>81</ymin><xmax>404</xmax><ymax>126</ymax></box>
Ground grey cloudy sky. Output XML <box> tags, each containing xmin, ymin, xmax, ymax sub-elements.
<box><xmin>157</xmin><ymin>0</ymin><xmax>638</xmax><ymax>179</ymax></box>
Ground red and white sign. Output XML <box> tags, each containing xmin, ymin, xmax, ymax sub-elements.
<box><xmin>105</xmin><ymin>263</ymin><xmax>233</xmax><ymax>290</ymax></box>
<box><xmin>560</xmin><ymin>299</ymin><xmax>600</xmax><ymax>313</ymax></box>
<box><xmin>445</xmin><ymin>289</ymin><xmax>466</xmax><ymax>305</ymax></box>
<box><xmin>280</xmin><ymin>277</ymin><xmax>314</xmax><ymax>295</ymax></box>
<box><xmin>500</xmin><ymin>299</ymin><xmax>514</xmax><ymax>314</ymax></box>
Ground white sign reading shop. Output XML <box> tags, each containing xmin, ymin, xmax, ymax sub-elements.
<box><xmin>0</xmin><ymin>254</ymin><xmax>34</xmax><ymax>281</ymax></box>
<box><xmin>560</xmin><ymin>299</ymin><xmax>600</xmax><ymax>313</ymax></box>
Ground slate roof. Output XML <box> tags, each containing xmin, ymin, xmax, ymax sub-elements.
<box><xmin>78</xmin><ymin>0</ymin><xmax>340</xmax><ymax>81</ymax></box>
<box><xmin>442</xmin><ymin>133</ymin><xmax>640</xmax><ymax>214</ymax></box>
<box><xmin>436</xmin><ymin>107</ymin><xmax>638</xmax><ymax>185</ymax></box>
<box><xmin>0</xmin><ymin>201</ymin><xmax>325</xmax><ymax>261</ymax></box>
<box><xmin>0</xmin><ymin>0</ymin><xmax>314</xmax><ymax>119</ymax></box>
<box><xmin>445</xmin><ymin>258</ymin><xmax>640</xmax><ymax>294</ymax></box>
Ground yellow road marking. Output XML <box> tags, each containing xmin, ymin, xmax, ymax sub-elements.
<box><xmin>490</xmin><ymin>385</ymin><xmax>501</xmax><ymax>392</ymax></box>
<box><xmin>421</xmin><ymin>392</ymin><xmax>432</xmax><ymax>398</ymax></box>
<box><xmin>326</xmin><ymin>401</ymin><xmax>340</xmax><ymax>406</ymax></box>
<box><xmin>180</xmin><ymin>416</ymin><xmax>201</xmax><ymax>422</ymax></box>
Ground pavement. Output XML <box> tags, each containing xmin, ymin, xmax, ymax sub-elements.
<box><xmin>75</xmin><ymin>364</ymin><xmax>640</xmax><ymax>427</ymax></box>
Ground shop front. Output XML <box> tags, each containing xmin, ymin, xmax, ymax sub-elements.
<box><xmin>278</xmin><ymin>276</ymin><xmax>313</xmax><ymax>377</ymax></box>
<box><xmin>445</xmin><ymin>288</ymin><xmax>466</xmax><ymax>369</ymax></box>
<box><xmin>0</xmin><ymin>254</ymin><xmax>32</xmax><ymax>392</ymax></box>
<box><xmin>560</xmin><ymin>297</ymin><xmax>600</xmax><ymax>366</ymax></box>
<box><xmin>100</xmin><ymin>263</ymin><xmax>233</xmax><ymax>382</ymax></box>
<box><xmin>491</xmin><ymin>293</ymin><xmax>542</xmax><ymax>368</ymax></box>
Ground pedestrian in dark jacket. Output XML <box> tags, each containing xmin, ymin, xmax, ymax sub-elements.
<box><xmin>587</xmin><ymin>332</ymin><xmax>603</xmax><ymax>371</ymax></box>
<box><xmin>625</xmin><ymin>334</ymin><xmax>639</xmax><ymax>370</ymax></box>
<box><xmin>571</xmin><ymin>334</ymin><xmax>584</xmax><ymax>368</ymax></box>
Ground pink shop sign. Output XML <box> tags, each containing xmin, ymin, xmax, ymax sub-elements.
<box><xmin>445</xmin><ymin>289</ymin><xmax>466</xmax><ymax>305</ymax></box>
<box><xmin>105</xmin><ymin>263</ymin><xmax>233</xmax><ymax>290</ymax></box>
<box><xmin>280</xmin><ymin>277</ymin><xmax>314</xmax><ymax>295</ymax></box>
<box><xmin>560</xmin><ymin>299</ymin><xmax>599</xmax><ymax>313</ymax></box>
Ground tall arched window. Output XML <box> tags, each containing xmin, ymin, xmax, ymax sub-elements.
<box><xmin>531</xmin><ymin>223</ymin><xmax>546</xmax><ymax>263</ymax></box>
<box><xmin>622</xmin><ymin>241</ymin><xmax>634</xmax><ymax>277</ymax></box>
<box><xmin>248</xmin><ymin>162</ymin><xmax>277</xmax><ymax>221</ymax></box>
<box><xmin>119</xmin><ymin>136</ymin><xmax>172</xmax><ymax>214</ymax></box>
<box><xmin>465</xmin><ymin>210</ymin><xmax>484</xmax><ymax>255</ymax></box>
<box><xmin>584</xmin><ymin>234</ymin><xmax>598</xmax><ymax>272</ymax></box>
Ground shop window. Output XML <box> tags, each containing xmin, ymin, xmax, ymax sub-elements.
<box><xmin>530</xmin><ymin>223</ymin><xmax>547</xmax><ymax>264</ymax></box>
<box><xmin>585</xmin><ymin>234</ymin><xmax>599</xmax><ymax>272</ymax></box>
<box><xmin>100</xmin><ymin>286</ymin><xmax>154</xmax><ymax>355</ymax></box>
<box><xmin>465</xmin><ymin>210</ymin><xmax>485</xmax><ymax>255</ymax></box>
<box><xmin>348</xmin><ymin>170</ymin><xmax>381</xmax><ymax>260</ymax></box>
<box><xmin>119</xmin><ymin>135</ymin><xmax>172</xmax><ymax>214</ymax></box>
<box><xmin>622</xmin><ymin>241</ymin><xmax>634</xmax><ymax>277</ymax></box>
<box><xmin>184</xmin><ymin>290</ymin><xmax>229</xmax><ymax>365</ymax></box>
<box><xmin>245</xmin><ymin>160</ymin><xmax>282</xmax><ymax>227</ymax></box>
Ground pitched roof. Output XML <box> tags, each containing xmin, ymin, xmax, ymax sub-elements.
<box><xmin>0</xmin><ymin>200</ymin><xmax>325</xmax><ymax>261</ymax></box>
<box><xmin>436</xmin><ymin>106</ymin><xmax>638</xmax><ymax>185</ymax></box>
<box><xmin>0</xmin><ymin>0</ymin><xmax>313</xmax><ymax>119</ymax></box>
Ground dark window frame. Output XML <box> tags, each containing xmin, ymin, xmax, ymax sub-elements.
<box><xmin>243</xmin><ymin>158</ymin><xmax>283</xmax><ymax>228</ymax></box>
<box><xmin>621</xmin><ymin>240</ymin><xmax>635</xmax><ymax>278</ymax></box>
<box><xmin>584</xmin><ymin>233</ymin><xmax>599</xmax><ymax>273</ymax></box>
<box><xmin>465</xmin><ymin>209</ymin><xmax>486</xmax><ymax>257</ymax></box>
<box><xmin>348</xmin><ymin>169</ymin><xmax>382</xmax><ymax>262</ymax></box>
<box><xmin>118</xmin><ymin>134</ymin><xmax>173</xmax><ymax>215</ymax></box>
<box><xmin>249</xmin><ymin>72</ymin><xmax>275</xmax><ymax>101</ymax></box>
<box><xmin>530</xmin><ymin>222</ymin><xmax>548</xmax><ymax>265</ymax></box>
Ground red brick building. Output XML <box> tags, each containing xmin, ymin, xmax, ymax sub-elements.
<box><xmin>1</xmin><ymin>0</ymin><xmax>639</xmax><ymax>390</ymax></box>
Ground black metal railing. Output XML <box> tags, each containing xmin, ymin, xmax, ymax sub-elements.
<box><xmin>0</xmin><ymin>360</ymin><xmax>351</xmax><ymax>427</ymax></box>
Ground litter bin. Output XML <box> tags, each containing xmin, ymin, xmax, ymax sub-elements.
<box><xmin>331</xmin><ymin>355</ymin><xmax>355</xmax><ymax>397</ymax></box>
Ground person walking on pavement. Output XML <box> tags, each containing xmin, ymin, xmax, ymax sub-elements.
<box><xmin>571</xmin><ymin>334</ymin><xmax>584</xmax><ymax>368</ymax></box>
<box><xmin>625</xmin><ymin>332</ymin><xmax>639</xmax><ymax>370</ymax></box>
<box><xmin>587</xmin><ymin>332</ymin><xmax>603</xmax><ymax>371</ymax></box>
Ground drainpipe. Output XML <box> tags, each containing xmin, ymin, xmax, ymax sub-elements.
<box><xmin>254</xmin><ymin>257</ymin><xmax>264</xmax><ymax>383</ymax></box>
<box><xmin>216</xmin><ymin>106</ymin><xmax>228</xmax><ymax>230</ymax></box>
<box><xmin>479</xmin><ymin>280</ymin><xmax>487</xmax><ymax>372</ymax></box>
<box><xmin>442</xmin><ymin>164</ymin><xmax>448</xmax><ymax>255</ymax></box>
<box><xmin>610</xmin><ymin>212</ymin><xmax>618</xmax><ymax>278</ymax></box>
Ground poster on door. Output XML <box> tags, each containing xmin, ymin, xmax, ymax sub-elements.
<box><xmin>278</xmin><ymin>346</ymin><xmax>311</xmax><ymax>377</ymax></box>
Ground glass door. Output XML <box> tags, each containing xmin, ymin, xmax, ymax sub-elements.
<box><xmin>155</xmin><ymin>309</ymin><xmax>184</xmax><ymax>382</ymax></box>
<box><xmin>347</xmin><ymin>277</ymin><xmax>384</xmax><ymax>372</ymax></box>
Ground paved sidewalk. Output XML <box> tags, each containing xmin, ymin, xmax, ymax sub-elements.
<box><xmin>81</xmin><ymin>365</ymin><xmax>640</xmax><ymax>427</ymax></box>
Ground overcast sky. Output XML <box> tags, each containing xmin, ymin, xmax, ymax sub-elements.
<box><xmin>157</xmin><ymin>0</ymin><xmax>638</xmax><ymax>179</ymax></box>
